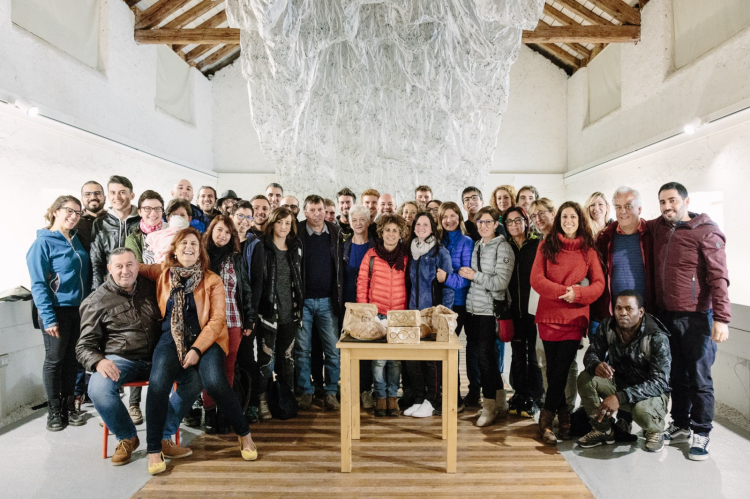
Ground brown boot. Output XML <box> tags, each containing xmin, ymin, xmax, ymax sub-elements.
<box><xmin>162</xmin><ymin>439</ymin><xmax>192</xmax><ymax>459</ymax></box>
<box><xmin>538</xmin><ymin>408</ymin><xmax>558</xmax><ymax>445</ymax></box>
<box><xmin>112</xmin><ymin>436</ymin><xmax>139</xmax><ymax>466</ymax></box>
<box><xmin>374</xmin><ymin>398</ymin><xmax>387</xmax><ymax>417</ymax></box>
<box><xmin>386</xmin><ymin>397</ymin><xmax>400</xmax><ymax>417</ymax></box>
<box><xmin>558</xmin><ymin>405</ymin><xmax>572</xmax><ymax>440</ymax></box>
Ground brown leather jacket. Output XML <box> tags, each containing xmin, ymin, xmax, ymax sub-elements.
<box><xmin>139</xmin><ymin>264</ymin><xmax>229</xmax><ymax>355</ymax></box>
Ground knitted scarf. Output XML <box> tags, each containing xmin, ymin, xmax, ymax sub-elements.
<box><xmin>140</xmin><ymin>218</ymin><xmax>163</xmax><ymax>234</ymax></box>
<box><xmin>375</xmin><ymin>240</ymin><xmax>407</xmax><ymax>271</ymax></box>
<box><xmin>207</xmin><ymin>244</ymin><xmax>232</xmax><ymax>274</ymax></box>
<box><xmin>169</xmin><ymin>264</ymin><xmax>203</xmax><ymax>363</ymax></box>
<box><xmin>410</xmin><ymin>235</ymin><xmax>436</xmax><ymax>261</ymax></box>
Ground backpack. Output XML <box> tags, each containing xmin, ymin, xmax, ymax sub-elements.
<box><xmin>604</xmin><ymin>320</ymin><xmax>651</xmax><ymax>361</ymax></box>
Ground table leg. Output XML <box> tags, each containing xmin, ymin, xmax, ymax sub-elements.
<box><xmin>442</xmin><ymin>353</ymin><xmax>448</xmax><ymax>440</ymax></box>
<box><xmin>352</xmin><ymin>357</ymin><xmax>360</xmax><ymax>440</ymax></box>
<box><xmin>340</xmin><ymin>348</ymin><xmax>352</xmax><ymax>472</ymax></box>
<box><xmin>447</xmin><ymin>349</ymin><xmax>458</xmax><ymax>473</ymax></box>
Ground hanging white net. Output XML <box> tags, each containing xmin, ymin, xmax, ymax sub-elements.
<box><xmin>226</xmin><ymin>0</ymin><xmax>543</xmax><ymax>203</ymax></box>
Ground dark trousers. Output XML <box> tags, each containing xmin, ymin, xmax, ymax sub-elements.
<box><xmin>542</xmin><ymin>339</ymin><xmax>580</xmax><ymax>413</ymax></box>
<box><xmin>236</xmin><ymin>333</ymin><xmax>261</xmax><ymax>406</ymax></box>
<box><xmin>360</xmin><ymin>360</ymin><xmax>373</xmax><ymax>391</ymax></box>
<box><xmin>147</xmin><ymin>332</ymin><xmax>250</xmax><ymax>453</ymax></box>
<box><xmin>75</xmin><ymin>364</ymin><xmax>88</xmax><ymax>397</ymax></box>
<box><xmin>658</xmin><ymin>310</ymin><xmax>717</xmax><ymax>435</ymax></box>
<box><xmin>455</xmin><ymin>305</ymin><xmax>481</xmax><ymax>396</ymax></box>
<box><xmin>510</xmin><ymin>316</ymin><xmax>544</xmax><ymax>401</ymax></box>
<box><xmin>41</xmin><ymin>307</ymin><xmax>80</xmax><ymax>401</ymax></box>
<box><xmin>404</xmin><ymin>361</ymin><xmax>440</xmax><ymax>405</ymax></box>
<box><xmin>469</xmin><ymin>314</ymin><xmax>502</xmax><ymax>399</ymax></box>
<box><xmin>257</xmin><ymin>322</ymin><xmax>296</xmax><ymax>395</ymax></box>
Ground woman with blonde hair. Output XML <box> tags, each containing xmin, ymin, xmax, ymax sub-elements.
<box><xmin>584</xmin><ymin>192</ymin><xmax>613</xmax><ymax>238</ymax></box>
<box><xmin>490</xmin><ymin>185</ymin><xmax>517</xmax><ymax>216</ymax></box>
<box><xmin>529</xmin><ymin>198</ymin><xmax>557</xmax><ymax>238</ymax></box>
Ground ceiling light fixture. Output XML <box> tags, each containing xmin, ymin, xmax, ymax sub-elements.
<box><xmin>683</xmin><ymin>117</ymin><xmax>701</xmax><ymax>134</ymax></box>
<box><xmin>12</xmin><ymin>97</ymin><xmax>39</xmax><ymax>117</ymax></box>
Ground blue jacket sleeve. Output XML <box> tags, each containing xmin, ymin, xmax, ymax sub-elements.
<box><xmin>26</xmin><ymin>240</ymin><xmax>57</xmax><ymax>328</ymax></box>
<box><xmin>439</xmin><ymin>248</ymin><xmax>455</xmax><ymax>308</ymax></box>
<box><xmin>445</xmin><ymin>238</ymin><xmax>471</xmax><ymax>291</ymax></box>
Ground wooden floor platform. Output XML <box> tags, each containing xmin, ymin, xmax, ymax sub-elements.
<box><xmin>133</xmin><ymin>402</ymin><xmax>593</xmax><ymax>498</ymax></box>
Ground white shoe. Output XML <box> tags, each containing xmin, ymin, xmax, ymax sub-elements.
<box><xmin>476</xmin><ymin>399</ymin><xmax>497</xmax><ymax>427</ymax></box>
<box><xmin>412</xmin><ymin>400</ymin><xmax>435</xmax><ymax>418</ymax></box>
<box><xmin>495</xmin><ymin>389</ymin><xmax>508</xmax><ymax>418</ymax></box>
<box><xmin>361</xmin><ymin>390</ymin><xmax>375</xmax><ymax>410</ymax></box>
<box><xmin>404</xmin><ymin>403</ymin><xmax>423</xmax><ymax>416</ymax></box>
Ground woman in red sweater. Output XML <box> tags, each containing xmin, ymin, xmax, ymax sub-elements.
<box><xmin>530</xmin><ymin>201</ymin><xmax>604</xmax><ymax>445</ymax></box>
<box><xmin>357</xmin><ymin>214</ymin><xmax>409</xmax><ymax>417</ymax></box>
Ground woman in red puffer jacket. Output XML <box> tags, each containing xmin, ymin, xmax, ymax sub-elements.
<box><xmin>530</xmin><ymin>201</ymin><xmax>604</xmax><ymax>445</ymax></box>
<box><xmin>357</xmin><ymin>214</ymin><xmax>409</xmax><ymax>417</ymax></box>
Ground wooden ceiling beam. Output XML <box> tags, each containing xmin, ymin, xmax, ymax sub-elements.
<box><xmin>588</xmin><ymin>0</ymin><xmax>641</xmax><ymax>25</ymax></box>
<box><xmin>197</xmin><ymin>45</ymin><xmax>240</xmax><ymax>71</ymax></box>
<box><xmin>173</xmin><ymin>10</ymin><xmax>227</xmax><ymax>51</ymax></box>
<box><xmin>553</xmin><ymin>0</ymin><xmax>613</xmax><ymax>26</ymax></box>
<box><xmin>204</xmin><ymin>50</ymin><xmax>242</xmax><ymax>77</ymax></box>
<box><xmin>523</xmin><ymin>25</ymin><xmax>639</xmax><ymax>44</ymax></box>
<box><xmin>536</xmin><ymin>43</ymin><xmax>581</xmax><ymax>69</ymax></box>
<box><xmin>163</xmin><ymin>0</ymin><xmax>221</xmax><ymax>30</ymax></box>
<box><xmin>135</xmin><ymin>0</ymin><xmax>193</xmax><ymax>30</ymax></box>
<box><xmin>125</xmin><ymin>0</ymin><xmax>142</xmax><ymax>7</ymax></box>
<box><xmin>185</xmin><ymin>44</ymin><xmax>217</xmax><ymax>64</ymax></box>
<box><xmin>540</xmin><ymin>12</ymin><xmax>591</xmax><ymax>60</ymax></box>
<box><xmin>527</xmin><ymin>44</ymin><xmax>575</xmax><ymax>75</ymax></box>
<box><xmin>135</xmin><ymin>28</ymin><xmax>240</xmax><ymax>45</ymax></box>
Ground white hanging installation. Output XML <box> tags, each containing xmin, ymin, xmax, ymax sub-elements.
<box><xmin>226</xmin><ymin>0</ymin><xmax>543</xmax><ymax>202</ymax></box>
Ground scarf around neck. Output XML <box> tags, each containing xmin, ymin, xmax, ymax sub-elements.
<box><xmin>140</xmin><ymin>218</ymin><xmax>164</xmax><ymax>235</ymax></box>
<box><xmin>375</xmin><ymin>240</ymin><xmax>407</xmax><ymax>271</ymax></box>
<box><xmin>207</xmin><ymin>244</ymin><xmax>232</xmax><ymax>274</ymax></box>
<box><xmin>410</xmin><ymin>235</ymin><xmax>436</xmax><ymax>261</ymax></box>
<box><xmin>169</xmin><ymin>264</ymin><xmax>203</xmax><ymax>363</ymax></box>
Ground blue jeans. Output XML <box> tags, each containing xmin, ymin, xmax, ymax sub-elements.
<box><xmin>295</xmin><ymin>298</ymin><xmax>340</xmax><ymax>395</ymax></box>
<box><xmin>588</xmin><ymin>320</ymin><xmax>600</xmax><ymax>338</ymax></box>
<box><xmin>658</xmin><ymin>310</ymin><xmax>717</xmax><ymax>435</ymax></box>
<box><xmin>87</xmin><ymin>354</ymin><xmax>199</xmax><ymax>441</ymax></box>
<box><xmin>373</xmin><ymin>360</ymin><xmax>401</xmax><ymax>399</ymax></box>
<box><xmin>495</xmin><ymin>338</ymin><xmax>506</xmax><ymax>374</ymax></box>
<box><xmin>146</xmin><ymin>332</ymin><xmax>250</xmax><ymax>453</ymax></box>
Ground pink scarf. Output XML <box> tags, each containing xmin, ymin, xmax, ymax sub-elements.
<box><xmin>145</xmin><ymin>226</ymin><xmax>182</xmax><ymax>264</ymax></box>
<box><xmin>140</xmin><ymin>218</ymin><xmax>163</xmax><ymax>234</ymax></box>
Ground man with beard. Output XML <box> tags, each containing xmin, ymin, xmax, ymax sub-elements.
<box><xmin>250</xmin><ymin>195</ymin><xmax>271</xmax><ymax>236</ymax></box>
<box><xmin>415</xmin><ymin>185</ymin><xmax>433</xmax><ymax>210</ymax></box>
<box><xmin>334</xmin><ymin>188</ymin><xmax>356</xmax><ymax>238</ymax></box>
<box><xmin>197</xmin><ymin>186</ymin><xmax>221</xmax><ymax>222</ymax></box>
<box><xmin>281</xmin><ymin>195</ymin><xmax>300</xmax><ymax>220</ymax></box>
<box><xmin>76</xmin><ymin>181</ymin><xmax>107</xmax><ymax>253</ymax></box>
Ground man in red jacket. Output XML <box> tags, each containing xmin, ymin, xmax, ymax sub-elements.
<box><xmin>648</xmin><ymin>182</ymin><xmax>730</xmax><ymax>462</ymax></box>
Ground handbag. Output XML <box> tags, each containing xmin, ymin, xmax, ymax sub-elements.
<box><xmin>494</xmin><ymin>298</ymin><xmax>515</xmax><ymax>342</ymax></box>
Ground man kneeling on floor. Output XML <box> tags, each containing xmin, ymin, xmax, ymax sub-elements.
<box><xmin>77</xmin><ymin>248</ymin><xmax>201</xmax><ymax>465</ymax></box>
<box><xmin>577</xmin><ymin>290</ymin><xmax>671</xmax><ymax>452</ymax></box>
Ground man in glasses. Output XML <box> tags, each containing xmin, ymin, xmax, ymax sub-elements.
<box><xmin>461</xmin><ymin>186</ymin><xmax>484</xmax><ymax>241</ymax></box>
<box><xmin>281</xmin><ymin>195</ymin><xmax>300</xmax><ymax>220</ymax></box>
<box><xmin>77</xmin><ymin>181</ymin><xmax>107</xmax><ymax>253</ymax></box>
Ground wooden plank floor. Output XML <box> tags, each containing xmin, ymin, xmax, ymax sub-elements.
<box><xmin>133</xmin><ymin>402</ymin><xmax>593</xmax><ymax>498</ymax></box>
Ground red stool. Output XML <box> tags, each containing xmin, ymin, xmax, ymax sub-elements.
<box><xmin>102</xmin><ymin>381</ymin><xmax>180</xmax><ymax>459</ymax></box>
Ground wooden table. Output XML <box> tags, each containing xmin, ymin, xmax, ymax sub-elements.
<box><xmin>336</xmin><ymin>335</ymin><xmax>462</xmax><ymax>473</ymax></box>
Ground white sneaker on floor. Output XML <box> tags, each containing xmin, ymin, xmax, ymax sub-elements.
<box><xmin>412</xmin><ymin>400</ymin><xmax>435</xmax><ymax>418</ymax></box>
<box><xmin>404</xmin><ymin>403</ymin><xmax>423</xmax><ymax>417</ymax></box>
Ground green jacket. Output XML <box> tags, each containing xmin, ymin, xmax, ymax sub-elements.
<box><xmin>124</xmin><ymin>228</ymin><xmax>144</xmax><ymax>263</ymax></box>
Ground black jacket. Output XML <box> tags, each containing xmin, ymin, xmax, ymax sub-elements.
<box><xmin>221</xmin><ymin>252</ymin><xmax>256</xmax><ymax>329</ymax></box>
<box><xmin>75</xmin><ymin>211</ymin><xmax>107</xmax><ymax>254</ymax></box>
<box><xmin>251</xmin><ymin>235</ymin><xmax>304</xmax><ymax>328</ymax></box>
<box><xmin>508</xmin><ymin>236</ymin><xmax>540</xmax><ymax>320</ymax></box>
<box><xmin>297</xmin><ymin>220</ymin><xmax>345</xmax><ymax>317</ymax></box>
<box><xmin>584</xmin><ymin>314</ymin><xmax>672</xmax><ymax>405</ymax></box>
<box><xmin>335</xmin><ymin>216</ymin><xmax>353</xmax><ymax>239</ymax></box>
<box><xmin>76</xmin><ymin>275</ymin><xmax>161</xmax><ymax>371</ymax></box>
<box><xmin>90</xmin><ymin>208</ymin><xmax>141</xmax><ymax>289</ymax></box>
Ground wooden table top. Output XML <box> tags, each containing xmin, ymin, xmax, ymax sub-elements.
<box><xmin>337</xmin><ymin>334</ymin><xmax>462</xmax><ymax>350</ymax></box>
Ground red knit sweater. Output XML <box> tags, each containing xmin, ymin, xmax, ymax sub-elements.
<box><xmin>530</xmin><ymin>235</ymin><xmax>605</xmax><ymax>341</ymax></box>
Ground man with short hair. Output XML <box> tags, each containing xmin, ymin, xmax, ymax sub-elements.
<box><xmin>324</xmin><ymin>198</ymin><xmax>336</xmax><ymax>224</ymax></box>
<box><xmin>516</xmin><ymin>186</ymin><xmax>540</xmax><ymax>213</ymax></box>
<box><xmin>78</xmin><ymin>248</ymin><xmax>199</xmax><ymax>466</ymax></box>
<box><xmin>217</xmin><ymin>190</ymin><xmax>240</xmax><ymax>216</ymax></box>
<box><xmin>577</xmin><ymin>291</ymin><xmax>671</xmax><ymax>453</ymax></box>
<box><xmin>76</xmin><ymin>181</ymin><xmax>107</xmax><ymax>253</ymax></box>
<box><xmin>377</xmin><ymin>194</ymin><xmax>396</xmax><ymax>218</ymax></box>
<box><xmin>172</xmin><ymin>179</ymin><xmax>209</xmax><ymax>232</ymax></box>
<box><xmin>90</xmin><ymin>175</ymin><xmax>141</xmax><ymax>289</ymax></box>
<box><xmin>461</xmin><ymin>186</ymin><xmax>484</xmax><ymax>241</ymax></box>
<box><xmin>295</xmin><ymin>195</ymin><xmax>344</xmax><ymax>411</ymax></box>
<box><xmin>197</xmin><ymin>186</ymin><xmax>221</xmax><ymax>221</ymax></box>
<box><xmin>415</xmin><ymin>185</ymin><xmax>433</xmax><ymax>210</ymax></box>
<box><xmin>250</xmin><ymin>195</ymin><xmax>271</xmax><ymax>236</ymax></box>
<box><xmin>266</xmin><ymin>183</ymin><xmax>284</xmax><ymax>210</ymax></box>
<box><xmin>647</xmin><ymin>182</ymin><xmax>730</xmax><ymax>461</ymax></box>
<box><xmin>361</xmin><ymin>188</ymin><xmax>380</xmax><ymax>222</ymax></box>
<box><xmin>335</xmin><ymin>187</ymin><xmax>356</xmax><ymax>237</ymax></box>
<box><xmin>281</xmin><ymin>195</ymin><xmax>300</xmax><ymax>219</ymax></box>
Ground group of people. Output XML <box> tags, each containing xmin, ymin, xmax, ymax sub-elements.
<box><xmin>26</xmin><ymin>175</ymin><xmax>730</xmax><ymax>476</ymax></box>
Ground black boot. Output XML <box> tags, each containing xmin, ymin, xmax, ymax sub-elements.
<box><xmin>47</xmin><ymin>398</ymin><xmax>64</xmax><ymax>432</ymax></box>
<box><xmin>217</xmin><ymin>409</ymin><xmax>231</xmax><ymax>435</ymax></box>
<box><xmin>65</xmin><ymin>395</ymin><xmax>85</xmax><ymax>426</ymax></box>
<box><xmin>204</xmin><ymin>407</ymin><xmax>218</xmax><ymax>434</ymax></box>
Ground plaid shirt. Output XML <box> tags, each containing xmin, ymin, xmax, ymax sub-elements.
<box><xmin>220</xmin><ymin>259</ymin><xmax>242</xmax><ymax>328</ymax></box>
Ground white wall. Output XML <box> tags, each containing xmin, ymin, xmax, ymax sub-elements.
<box><xmin>0</xmin><ymin>0</ymin><xmax>214</xmax><ymax>171</ymax></box>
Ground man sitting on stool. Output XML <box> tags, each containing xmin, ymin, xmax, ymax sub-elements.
<box><xmin>577</xmin><ymin>290</ymin><xmax>671</xmax><ymax>452</ymax></box>
<box><xmin>77</xmin><ymin>248</ymin><xmax>200</xmax><ymax>465</ymax></box>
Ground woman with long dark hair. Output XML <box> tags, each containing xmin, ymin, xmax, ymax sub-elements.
<box><xmin>27</xmin><ymin>195</ymin><xmax>90</xmax><ymax>431</ymax></box>
<box><xmin>201</xmin><ymin>215</ymin><xmax>255</xmax><ymax>433</ymax></box>
<box><xmin>141</xmin><ymin>228</ymin><xmax>257</xmax><ymax>474</ymax></box>
<box><xmin>530</xmin><ymin>201</ymin><xmax>604</xmax><ymax>445</ymax></box>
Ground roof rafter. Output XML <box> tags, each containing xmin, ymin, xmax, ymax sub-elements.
<box><xmin>523</xmin><ymin>24</ymin><xmax>639</xmax><ymax>44</ymax></box>
<box><xmin>163</xmin><ymin>0</ymin><xmax>221</xmax><ymax>30</ymax></box>
<box><xmin>588</xmin><ymin>0</ymin><xmax>640</xmax><ymax>25</ymax></box>
<box><xmin>197</xmin><ymin>45</ymin><xmax>240</xmax><ymax>71</ymax></box>
<box><xmin>553</xmin><ymin>0</ymin><xmax>614</xmax><ymax>26</ymax></box>
<box><xmin>135</xmin><ymin>0</ymin><xmax>193</xmax><ymax>30</ymax></box>
<box><xmin>173</xmin><ymin>10</ymin><xmax>227</xmax><ymax>51</ymax></box>
<box><xmin>135</xmin><ymin>28</ymin><xmax>240</xmax><ymax>45</ymax></box>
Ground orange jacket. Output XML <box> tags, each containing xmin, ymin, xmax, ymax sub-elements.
<box><xmin>139</xmin><ymin>264</ymin><xmax>229</xmax><ymax>355</ymax></box>
<box><xmin>356</xmin><ymin>248</ymin><xmax>408</xmax><ymax>315</ymax></box>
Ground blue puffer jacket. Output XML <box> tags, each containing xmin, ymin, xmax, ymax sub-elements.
<box><xmin>443</xmin><ymin>230</ymin><xmax>473</xmax><ymax>306</ymax></box>
<box><xmin>26</xmin><ymin>229</ymin><xmax>90</xmax><ymax>329</ymax></box>
<box><xmin>408</xmin><ymin>244</ymin><xmax>455</xmax><ymax>310</ymax></box>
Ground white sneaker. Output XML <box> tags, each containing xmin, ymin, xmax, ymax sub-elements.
<box><xmin>404</xmin><ymin>403</ymin><xmax>423</xmax><ymax>416</ymax></box>
<box><xmin>361</xmin><ymin>390</ymin><xmax>375</xmax><ymax>410</ymax></box>
<box><xmin>412</xmin><ymin>400</ymin><xmax>435</xmax><ymax>418</ymax></box>
<box><xmin>476</xmin><ymin>399</ymin><xmax>497</xmax><ymax>427</ymax></box>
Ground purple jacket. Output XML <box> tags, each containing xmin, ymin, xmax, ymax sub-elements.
<box><xmin>647</xmin><ymin>213</ymin><xmax>730</xmax><ymax>324</ymax></box>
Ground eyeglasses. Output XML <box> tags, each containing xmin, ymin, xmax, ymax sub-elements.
<box><xmin>428</xmin><ymin>208</ymin><xmax>439</xmax><ymax>214</ymax></box>
<box><xmin>505</xmin><ymin>217</ymin><xmax>524</xmax><ymax>226</ymax></box>
<box><xmin>61</xmin><ymin>207</ymin><xmax>83</xmax><ymax>217</ymax></box>
<box><xmin>283</xmin><ymin>204</ymin><xmax>299</xmax><ymax>211</ymax></box>
<box><xmin>235</xmin><ymin>214</ymin><xmax>254</xmax><ymax>221</ymax></box>
<box><xmin>82</xmin><ymin>191</ymin><xmax>103</xmax><ymax>198</ymax></box>
<box><xmin>530</xmin><ymin>210</ymin><xmax>550</xmax><ymax>221</ymax></box>
<box><xmin>614</xmin><ymin>204</ymin><xmax>636</xmax><ymax>212</ymax></box>
<box><xmin>140</xmin><ymin>206</ymin><xmax>164</xmax><ymax>214</ymax></box>
<box><xmin>476</xmin><ymin>219</ymin><xmax>495</xmax><ymax>226</ymax></box>
<box><xmin>463</xmin><ymin>194</ymin><xmax>481</xmax><ymax>203</ymax></box>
